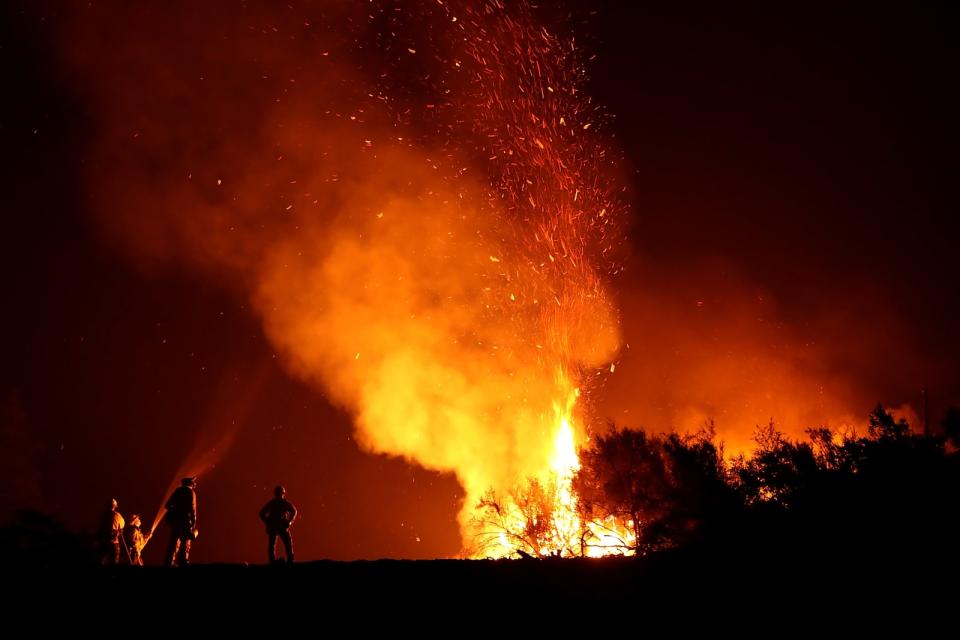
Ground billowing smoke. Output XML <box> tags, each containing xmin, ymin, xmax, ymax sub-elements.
<box><xmin>601</xmin><ymin>257</ymin><xmax>927</xmax><ymax>453</ymax></box>
<box><xmin>60</xmin><ymin>0</ymin><xmax>624</xmax><ymax>545</ymax></box>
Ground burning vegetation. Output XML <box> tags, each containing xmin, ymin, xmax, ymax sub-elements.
<box><xmin>470</xmin><ymin>405</ymin><xmax>960</xmax><ymax>560</ymax></box>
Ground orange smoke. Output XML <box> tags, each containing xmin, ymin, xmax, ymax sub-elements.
<box><xmin>62</xmin><ymin>1</ymin><xmax>625</xmax><ymax>552</ymax></box>
<box><xmin>600</xmin><ymin>257</ymin><xmax>926</xmax><ymax>453</ymax></box>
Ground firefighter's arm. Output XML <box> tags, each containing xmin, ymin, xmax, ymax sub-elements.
<box><xmin>288</xmin><ymin>503</ymin><xmax>298</xmax><ymax>525</ymax></box>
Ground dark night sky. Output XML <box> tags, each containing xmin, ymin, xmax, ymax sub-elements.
<box><xmin>1</xmin><ymin>1</ymin><xmax>957</xmax><ymax>562</ymax></box>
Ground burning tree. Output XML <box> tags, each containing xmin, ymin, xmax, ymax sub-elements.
<box><xmin>471</xmin><ymin>475</ymin><xmax>585</xmax><ymax>558</ymax></box>
<box><xmin>572</xmin><ymin>428</ymin><xmax>666</xmax><ymax>553</ymax></box>
<box><xmin>470</xmin><ymin>424</ymin><xmax>736</xmax><ymax>557</ymax></box>
<box><xmin>572</xmin><ymin>426</ymin><xmax>733</xmax><ymax>553</ymax></box>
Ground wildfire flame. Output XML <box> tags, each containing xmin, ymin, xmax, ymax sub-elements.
<box><xmin>474</xmin><ymin>371</ymin><xmax>636</xmax><ymax>558</ymax></box>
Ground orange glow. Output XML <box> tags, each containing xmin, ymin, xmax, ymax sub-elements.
<box><xmin>470</xmin><ymin>373</ymin><xmax>637</xmax><ymax>558</ymax></box>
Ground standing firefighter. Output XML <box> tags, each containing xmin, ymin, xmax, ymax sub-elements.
<box><xmin>127</xmin><ymin>514</ymin><xmax>151</xmax><ymax>566</ymax></box>
<box><xmin>100</xmin><ymin>498</ymin><xmax>126</xmax><ymax>565</ymax></box>
<box><xmin>259</xmin><ymin>485</ymin><xmax>297</xmax><ymax>564</ymax></box>
<box><xmin>164</xmin><ymin>477</ymin><xmax>198</xmax><ymax>567</ymax></box>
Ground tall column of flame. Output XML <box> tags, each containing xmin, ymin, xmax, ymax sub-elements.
<box><xmin>441</xmin><ymin>3</ymin><xmax>629</xmax><ymax>556</ymax></box>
